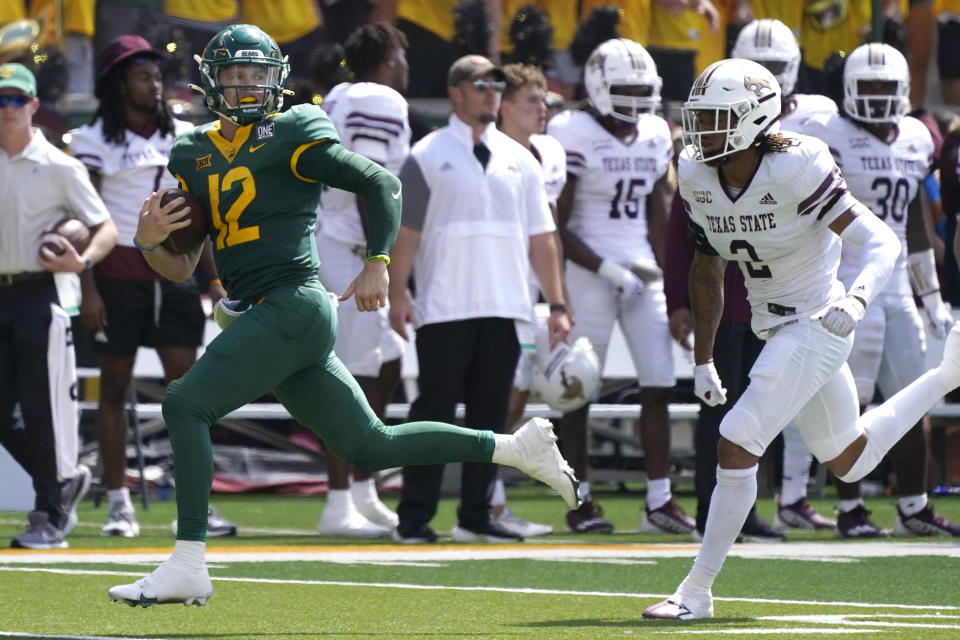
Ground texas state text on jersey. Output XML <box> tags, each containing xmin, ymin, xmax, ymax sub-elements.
<box><xmin>679</xmin><ymin>133</ymin><xmax>858</xmax><ymax>332</ymax></box>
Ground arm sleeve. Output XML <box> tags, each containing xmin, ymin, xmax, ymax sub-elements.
<box><xmin>664</xmin><ymin>190</ymin><xmax>693</xmax><ymax>315</ymax></box>
<box><xmin>298</xmin><ymin>140</ymin><xmax>400</xmax><ymax>258</ymax></box>
<box><xmin>840</xmin><ymin>206</ymin><xmax>901</xmax><ymax>305</ymax></box>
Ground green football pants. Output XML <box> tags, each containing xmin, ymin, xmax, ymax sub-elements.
<box><xmin>162</xmin><ymin>281</ymin><xmax>495</xmax><ymax>541</ymax></box>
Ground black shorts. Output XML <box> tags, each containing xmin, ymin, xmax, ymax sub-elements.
<box><xmin>92</xmin><ymin>277</ymin><xmax>205</xmax><ymax>356</ymax></box>
<box><xmin>938</xmin><ymin>17</ymin><xmax>960</xmax><ymax>79</ymax></box>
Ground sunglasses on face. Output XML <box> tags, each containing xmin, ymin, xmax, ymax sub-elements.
<box><xmin>471</xmin><ymin>78</ymin><xmax>506</xmax><ymax>93</ymax></box>
<box><xmin>0</xmin><ymin>94</ymin><xmax>30</xmax><ymax>108</ymax></box>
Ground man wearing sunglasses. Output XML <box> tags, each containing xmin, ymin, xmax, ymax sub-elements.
<box><xmin>0</xmin><ymin>62</ymin><xmax>118</xmax><ymax>549</ymax></box>
<box><xmin>389</xmin><ymin>55</ymin><xmax>573</xmax><ymax>543</ymax></box>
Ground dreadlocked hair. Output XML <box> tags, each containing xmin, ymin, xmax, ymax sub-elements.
<box><xmin>569</xmin><ymin>6</ymin><xmax>620</xmax><ymax>67</ymax></box>
<box><xmin>757</xmin><ymin>132</ymin><xmax>798</xmax><ymax>154</ymax></box>
<box><xmin>344</xmin><ymin>22</ymin><xmax>409</xmax><ymax>79</ymax></box>
<box><xmin>507</xmin><ymin>5</ymin><xmax>553</xmax><ymax>69</ymax></box>
<box><xmin>91</xmin><ymin>61</ymin><xmax>174</xmax><ymax>145</ymax></box>
<box><xmin>501</xmin><ymin>62</ymin><xmax>547</xmax><ymax>101</ymax></box>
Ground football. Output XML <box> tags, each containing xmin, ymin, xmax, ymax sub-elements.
<box><xmin>160</xmin><ymin>188</ymin><xmax>209</xmax><ymax>254</ymax></box>
<box><xmin>39</xmin><ymin>217</ymin><xmax>91</xmax><ymax>256</ymax></box>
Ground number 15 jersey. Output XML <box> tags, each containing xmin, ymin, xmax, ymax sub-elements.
<box><xmin>547</xmin><ymin>109</ymin><xmax>673</xmax><ymax>264</ymax></box>
<box><xmin>678</xmin><ymin>135</ymin><xmax>858</xmax><ymax>333</ymax></box>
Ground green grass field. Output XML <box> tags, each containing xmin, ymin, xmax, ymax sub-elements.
<box><xmin>1</xmin><ymin>486</ymin><xmax>959</xmax><ymax>639</ymax></box>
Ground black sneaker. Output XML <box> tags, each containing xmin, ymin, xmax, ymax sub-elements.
<box><xmin>740</xmin><ymin>511</ymin><xmax>785</xmax><ymax>542</ymax></box>
<box><xmin>451</xmin><ymin>519</ymin><xmax>524</xmax><ymax>542</ymax></box>
<box><xmin>837</xmin><ymin>504</ymin><xmax>889</xmax><ymax>538</ymax></box>
<box><xmin>391</xmin><ymin>524</ymin><xmax>438</xmax><ymax>544</ymax></box>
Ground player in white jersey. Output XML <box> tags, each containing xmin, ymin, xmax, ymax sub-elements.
<box><xmin>548</xmin><ymin>38</ymin><xmax>689</xmax><ymax>534</ymax></box>
<box><xmin>69</xmin><ymin>35</ymin><xmax>234</xmax><ymax>540</ymax></box>
<box><xmin>491</xmin><ymin>63</ymin><xmax>571</xmax><ymax>538</ymax></box>
<box><xmin>313</xmin><ymin>23</ymin><xmax>412</xmax><ymax>537</ymax></box>
<box><xmin>803</xmin><ymin>43</ymin><xmax>960</xmax><ymax>538</ymax></box>
<box><xmin>732</xmin><ymin>18</ymin><xmax>838</xmax><ymax>532</ymax></box>
<box><xmin>643</xmin><ymin>58</ymin><xmax>960</xmax><ymax>621</ymax></box>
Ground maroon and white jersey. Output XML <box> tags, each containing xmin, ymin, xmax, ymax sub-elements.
<box><xmin>317</xmin><ymin>81</ymin><xmax>410</xmax><ymax>246</ymax></box>
<box><xmin>68</xmin><ymin>118</ymin><xmax>193</xmax><ymax>246</ymax></box>
<box><xmin>530</xmin><ymin>133</ymin><xmax>566</xmax><ymax>207</ymax></box>
<box><xmin>781</xmin><ymin>93</ymin><xmax>838</xmax><ymax>133</ymax></box>
<box><xmin>804</xmin><ymin>113</ymin><xmax>934</xmax><ymax>296</ymax></box>
<box><xmin>547</xmin><ymin>109</ymin><xmax>672</xmax><ymax>264</ymax></box>
<box><xmin>678</xmin><ymin>134</ymin><xmax>858</xmax><ymax>333</ymax></box>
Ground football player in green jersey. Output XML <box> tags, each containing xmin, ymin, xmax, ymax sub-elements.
<box><xmin>108</xmin><ymin>24</ymin><xmax>580</xmax><ymax>608</ymax></box>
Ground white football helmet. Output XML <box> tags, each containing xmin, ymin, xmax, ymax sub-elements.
<box><xmin>530</xmin><ymin>329</ymin><xmax>602</xmax><ymax>414</ymax></box>
<box><xmin>843</xmin><ymin>43</ymin><xmax>910</xmax><ymax>124</ymax></box>
<box><xmin>731</xmin><ymin>19</ymin><xmax>800</xmax><ymax>96</ymax></box>
<box><xmin>583</xmin><ymin>38</ymin><xmax>662</xmax><ymax>122</ymax></box>
<box><xmin>681</xmin><ymin>58</ymin><xmax>782</xmax><ymax>163</ymax></box>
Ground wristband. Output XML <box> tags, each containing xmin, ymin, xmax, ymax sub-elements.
<box><xmin>133</xmin><ymin>237</ymin><xmax>158</xmax><ymax>253</ymax></box>
<box><xmin>364</xmin><ymin>254</ymin><xmax>391</xmax><ymax>265</ymax></box>
<box><xmin>210</xmin><ymin>278</ymin><xmax>222</xmax><ymax>287</ymax></box>
<box><xmin>549</xmin><ymin>303</ymin><xmax>567</xmax><ymax>313</ymax></box>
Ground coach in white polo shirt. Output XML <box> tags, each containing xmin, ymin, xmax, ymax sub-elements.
<box><xmin>0</xmin><ymin>62</ymin><xmax>117</xmax><ymax>549</ymax></box>
<box><xmin>388</xmin><ymin>55</ymin><xmax>572</xmax><ymax>543</ymax></box>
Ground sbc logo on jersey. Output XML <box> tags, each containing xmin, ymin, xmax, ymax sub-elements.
<box><xmin>693</xmin><ymin>190</ymin><xmax>712</xmax><ymax>203</ymax></box>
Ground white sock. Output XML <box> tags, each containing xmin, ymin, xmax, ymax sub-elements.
<box><xmin>169</xmin><ymin>540</ymin><xmax>205</xmax><ymax>568</ymax></box>
<box><xmin>646</xmin><ymin>477</ymin><xmax>671</xmax><ymax>510</ymax></box>
<box><xmin>898</xmin><ymin>493</ymin><xmax>928</xmax><ymax>517</ymax></box>
<box><xmin>350</xmin><ymin>478</ymin><xmax>377</xmax><ymax>504</ymax></box>
<box><xmin>326</xmin><ymin>488</ymin><xmax>351</xmax><ymax>511</ymax></box>
<box><xmin>838</xmin><ymin>498</ymin><xmax>864</xmax><ymax>514</ymax></box>
<box><xmin>841</xmin><ymin>370</ymin><xmax>949</xmax><ymax>483</ymax></box>
<box><xmin>780</xmin><ymin>423</ymin><xmax>812</xmax><ymax>506</ymax></box>
<box><xmin>107</xmin><ymin>487</ymin><xmax>131</xmax><ymax>508</ymax></box>
<box><xmin>490</xmin><ymin>478</ymin><xmax>506</xmax><ymax>507</ymax></box>
<box><xmin>689</xmin><ymin>465</ymin><xmax>757</xmax><ymax>589</ymax></box>
<box><xmin>578</xmin><ymin>481</ymin><xmax>591</xmax><ymax>502</ymax></box>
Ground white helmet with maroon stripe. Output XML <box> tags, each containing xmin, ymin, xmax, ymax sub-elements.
<box><xmin>843</xmin><ymin>43</ymin><xmax>910</xmax><ymax>124</ymax></box>
<box><xmin>732</xmin><ymin>19</ymin><xmax>800</xmax><ymax>96</ymax></box>
<box><xmin>583</xmin><ymin>38</ymin><xmax>662</xmax><ymax>122</ymax></box>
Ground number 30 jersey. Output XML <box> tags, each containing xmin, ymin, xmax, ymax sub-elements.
<box><xmin>547</xmin><ymin>109</ymin><xmax>672</xmax><ymax>264</ymax></box>
<box><xmin>678</xmin><ymin>134</ymin><xmax>858</xmax><ymax>333</ymax></box>
<box><xmin>802</xmin><ymin>114</ymin><xmax>934</xmax><ymax>297</ymax></box>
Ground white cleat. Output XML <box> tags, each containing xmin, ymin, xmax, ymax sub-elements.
<box><xmin>317</xmin><ymin>503</ymin><xmax>392</xmax><ymax>538</ymax></box>
<box><xmin>101</xmin><ymin>503</ymin><xmax>140</xmax><ymax>538</ymax></box>
<box><xmin>510</xmin><ymin>418</ymin><xmax>581</xmax><ymax>509</ymax></box>
<box><xmin>642</xmin><ymin>588</ymin><xmax>714</xmax><ymax>621</ymax></box>
<box><xmin>108</xmin><ymin>560</ymin><xmax>213</xmax><ymax>608</ymax></box>
<box><xmin>938</xmin><ymin>322</ymin><xmax>960</xmax><ymax>388</ymax></box>
<box><xmin>351</xmin><ymin>484</ymin><xmax>400</xmax><ymax>529</ymax></box>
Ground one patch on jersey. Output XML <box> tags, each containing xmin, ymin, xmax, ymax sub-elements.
<box><xmin>256</xmin><ymin>122</ymin><xmax>275</xmax><ymax>141</ymax></box>
<box><xmin>196</xmin><ymin>154</ymin><xmax>212</xmax><ymax>171</ymax></box>
<box><xmin>759</xmin><ymin>192</ymin><xmax>778</xmax><ymax>205</ymax></box>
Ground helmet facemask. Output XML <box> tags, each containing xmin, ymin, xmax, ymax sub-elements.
<box><xmin>842</xmin><ymin>43</ymin><xmax>910</xmax><ymax>125</ymax></box>
<box><xmin>608</xmin><ymin>83</ymin><xmax>660</xmax><ymax>123</ymax></box>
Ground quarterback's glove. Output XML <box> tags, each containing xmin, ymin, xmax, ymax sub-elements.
<box><xmin>598</xmin><ymin>259</ymin><xmax>645</xmax><ymax>296</ymax></box>
<box><xmin>921</xmin><ymin>291</ymin><xmax>954</xmax><ymax>340</ymax></box>
<box><xmin>693</xmin><ymin>361</ymin><xmax>727</xmax><ymax>407</ymax></box>
<box><xmin>820</xmin><ymin>295</ymin><xmax>865</xmax><ymax>337</ymax></box>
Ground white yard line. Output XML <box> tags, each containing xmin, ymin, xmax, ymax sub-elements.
<box><xmin>0</xmin><ymin>565</ymin><xmax>956</xmax><ymax>612</ymax></box>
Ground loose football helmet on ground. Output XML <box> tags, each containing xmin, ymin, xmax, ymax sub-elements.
<box><xmin>731</xmin><ymin>19</ymin><xmax>800</xmax><ymax>97</ymax></box>
<box><xmin>530</xmin><ymin>329</ymin><xmax>602</xmax><ymax>414</ymax></box>
<box><xmin>843</xmin><ymin>42</ymin><xmax>909</xmax><ymax>124</ymax></box>
<box><xmin>681</xmin><ymin>58</ymin><xmax>782</xmax><ymax>163</ymax></box>
<box><xmin>195</xmin><ymin>24</ymin><xmax>290</xmax><ymax>126</ymax></box>
<box><xmin>583</xmin><ymin>38</ymin><xmax>662</xmax><ymax>122</ymax></box>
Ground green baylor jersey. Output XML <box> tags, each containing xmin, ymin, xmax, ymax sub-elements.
<box><xmin>168</xmin><ymin>104</ymin><xmax>340</xmax><ymax>303</ymax></box>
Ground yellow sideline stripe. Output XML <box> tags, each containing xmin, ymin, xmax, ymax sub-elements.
<box><xmin>0</xmin><ymin>543</ymin><xmax>694</xmax><ymax>556</ymax></box>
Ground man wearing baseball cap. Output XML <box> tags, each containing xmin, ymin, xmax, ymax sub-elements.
<box><xmin>388</xmin><ymin>54</ymin><xmax>572</xmax><ymax>543</ymax></box>
<box><xmin>0</xmin><ymin>60</ymin><xmax>117</xmax><ymax>550</ymax></box>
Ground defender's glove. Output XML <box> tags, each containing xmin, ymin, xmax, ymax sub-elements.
<box><xmin>598</xmin><ymin>259</ymin><xmax>645</xmax><ymax>296</ymax></box>
<box><xmin>693</xmin><ymin>361</ymin><xmax>727</xmax><ymax>407</ymax></box>
<box><xmin>820</xmin><ymin>295</ymin><xmax>865</xmax><ymax>337</ymax></box>
<box><xmin>921</xmin><ymin>292</ymin><xmax>954</xmax><ymax>340</ymax></box>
